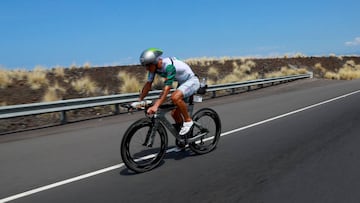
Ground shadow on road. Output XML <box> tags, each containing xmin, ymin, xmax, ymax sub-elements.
<box><xmin>119</xmin><ymin>147</ymin><xmax>198</xmax><ymax>175</ymax></box>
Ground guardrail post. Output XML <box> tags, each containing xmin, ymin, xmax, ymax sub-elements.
<box><xmin>212</xmin><ymin>91</ymin><xmax>216</xmax><ymax>98</ymax></box>
<box><xmin>114</xmin><ymin>104</ymin><xmax>120</xmax><ymax>115</ymax></box>
<box><xmin>60</xmin><ymin>111</ymin><xmax>67</xmax><ymax>124</ymax></box>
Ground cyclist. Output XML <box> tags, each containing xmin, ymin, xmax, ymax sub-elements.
<box><xmin>138</xmin><ymin>48</ymin><xmax>200</xmax><ymax>136</ymax></box>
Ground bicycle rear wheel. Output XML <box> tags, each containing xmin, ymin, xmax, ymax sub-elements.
<box><xmin>189</xmin><ymin>108</ymin><xmax>221</xmax><ymax>154</ymax></box>
<box><xmin>121</xmin><ymin>118</ymin><xmax>168</xmax><ymax>173</ymax></box>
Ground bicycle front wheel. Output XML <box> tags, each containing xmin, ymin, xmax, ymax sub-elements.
<box><xmin>121</xmin><ymin>118</ymin><xmax>168</xmax><ymax>173</ymax></box>
<box><xmin>189</xmin><ymin>108</ymin><xmax>221</xmax><ymax>154</ymax></box>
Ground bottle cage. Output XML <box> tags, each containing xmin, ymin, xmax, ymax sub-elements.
<box><xmin>197</xmin><ymin>84</ymin><xmax>207</xmax><ymax>95</ymax></box>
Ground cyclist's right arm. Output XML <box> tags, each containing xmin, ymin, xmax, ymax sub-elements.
<box><xmin>139</xmin><ymin>81</ymin><xmax>152</xmax><ymax>101</ymax></box>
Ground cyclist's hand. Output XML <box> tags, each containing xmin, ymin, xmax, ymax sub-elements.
<box><xmin>130</xmin><ymin>101</ymin><xmax>145</xmax><ymax>109</ymax></box>
<box><xmin>131</xmin><ymin>100</ymin><xmax>153</xmax><ymax>109</ymax></box>
<box><xmin>147</xmin><ymin>105</ymin><xmax>158</xmax><ymax>115</ymax></box>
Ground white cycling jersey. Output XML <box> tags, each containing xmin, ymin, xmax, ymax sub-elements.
<box><xmin>147</xmin><ymin>57</ymin><xmax>195</xmax><ymax>86</ymax></box>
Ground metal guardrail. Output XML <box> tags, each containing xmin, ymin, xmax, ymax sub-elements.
<box><xmin>0</xmin><ymin>73</ymin><xmax>312</xmax><ymax>123</ymax></box>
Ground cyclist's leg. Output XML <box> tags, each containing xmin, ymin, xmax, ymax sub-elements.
<box><xmin>171</xmin><ymin>108</ymin><xmax>183</xmax><ymax>132</ymax></box>
<box><xmin>172</xmin><ymin>77</ymin><xmax>200</xmax><ymax>135</ymax></box>
<box><xmin>171</xmin><ymin>90</ymin><xmax>191</xmax><ymax>123</ymax></box>
<box><xmin>171</xmin><ymin>108</ymin><xmax>183</xmax><ymax>123</ymax></box>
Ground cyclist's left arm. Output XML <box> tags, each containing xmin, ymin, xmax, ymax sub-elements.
<box><xmin>153</xmin><ymin>85</ymin><xmax>171</xmax><ymax>108</ymax></box>
<box><xmin>147</xmin><ymin>64</ymin><xmax>175</xmax><ymax>113</ymax></box>
<box><xmin>147</xmin><ymin>85</ymin><xmax>171</xmax><ymax>114</ymax></box>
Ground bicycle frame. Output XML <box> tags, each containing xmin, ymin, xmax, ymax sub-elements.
<box><xmin>143</xmin><ymin>102</ymin><xmax>208</xmax><ymax>147</ymax></box>
<box><xmin>121</xmin><ymin>93</ymin><xmax>221</xmax><ymax>173</ymax></box>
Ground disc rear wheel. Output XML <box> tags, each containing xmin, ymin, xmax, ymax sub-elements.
<box><xmin>189</xmin><ymin>108</ymin><xmax>221</xmax><ymax>154</ymax></box>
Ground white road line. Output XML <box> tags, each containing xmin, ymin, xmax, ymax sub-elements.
<box><xmin>221</xmin><ymin>89</ymin><xmax>360</xmax><ymax>136</ymax></box>
<box><xmin>1</xmin><ymin>89</ymin><xmax>359</xmax><ymax>203</ymax></box>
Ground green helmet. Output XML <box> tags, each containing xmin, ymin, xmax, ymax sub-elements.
<box><xmin>139</xmin><ymin>48</ymin><xmax>163</xmax><ymax>66</ymax></box>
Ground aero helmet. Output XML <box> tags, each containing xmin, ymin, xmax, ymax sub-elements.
<box><xmin>139</xmin><ymin>48</ymin><xmax>163</xmax><ymax>66</ymax></box>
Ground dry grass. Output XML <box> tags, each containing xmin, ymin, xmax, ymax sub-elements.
<box><xmin>53</xmin><ymin>66</ymin><xmax>65</xmax><ymax>77</ymax></box>
<box><xmin>70</xmin><ymin>63</ymin><xmax>78</xmax><ymax>70</ymax></box>
<box><xmin>185</xmin><ymin>57</ymin><xmax>217</xmax><ymax>67</ymax></box>
<box><xmin>42</xmin><ymin>82</ymin><xmax>66</xmax><ymax>102</ymax></box>
<box><xmin>83</xmin><ymin>62</ymin><xmax>91</xmax><ymax>69</ymax></box>
<box><xmin>207</xmin><ymin>66</ymin><xmax>219</xmax><ymax>79</ymax></box>
<box><xmin>43</xmin><ymin>89</ymin><xmax>61</xmax><ymax>102</ymax></box>
<box><xmin>265</xmin><ymin>66</ymin><xmax>308</xmax><ymax>78</ymax></box>
<box><xmin>118</xmin><ymin>71</ymin><xmax>141</xmax><ymax>93</ymax></box>
<box><xmin>218</xmin><ymin>57</ymin><xmax>231</xmax><ymax>65</ymax></box>
<box><xmin>71</xmin><ymin>76</ymin><xmax>98</xmax><ymax>95</ymax></box>
<box><xmin>27</xmin><ymin>66</ymin><xmax>49</xmax><ymax>90</ymax></box>
<box><xmin>103</xmin><ymin>88</ymin><xmax>110</xmax><ymax>95</ymax></box>
<box><xmin>338</xmin><ymin>66</ymin><xmax>360</xmax><ymax>80</ymax></box>
<box><xmin>323</xmin><ymin>60</ymin><xmax>360</xmax><ymax>80</ymax></box>
<box><xmin>215</xmin><ymin>59</ymin><xmax>259</xmax><ymax>84</ymax></box>
<box><xmin>294</xmin><ymin>53</ymin><xmax>307</xmax><ymax>58</ymax></box>
<box><xmin>313</xmin><ymin>63</ymin><xmax>327</xmax><ymax>78</ymax></box>
<box><xmin>0</xmin><ymin>69</ymin><xmax>13</xmax><ymax>88</ymax></box>
<box><xmin>324</xmin><ymin>71</ymin><xmax>340</xmax><ymax>80</ymax></box>
<box><xmin>7</xmin><ymin>69</ymin><xmax>27</xmax><ymax>81</ymax></box>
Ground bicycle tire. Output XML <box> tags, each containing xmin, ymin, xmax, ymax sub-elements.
<box><xmin>121</xmin><ymin>118</ymin><xmax>168</xmax><ymax>173</ymax></box>
<box><xmin>189</xmin><ymin>108</ymin><xmax>221</xmax><ymax>154</ymax></box>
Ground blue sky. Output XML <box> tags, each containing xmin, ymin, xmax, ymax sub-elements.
<box><xmin>1</xmin><ymin>0</ymin><xmax>360</xmax><ymax>70</ymax></box>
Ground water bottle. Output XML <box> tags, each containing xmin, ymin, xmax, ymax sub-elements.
<box><xmin>200</xmin><ymin>77</ymin><xmax>207</xmax><ymax>88</ymax></box>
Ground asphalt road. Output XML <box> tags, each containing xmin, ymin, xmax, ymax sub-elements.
<box><xmin>1</xmin><ymin>78</ymin><xmax>360</xmax><ymax>203</ymax></box>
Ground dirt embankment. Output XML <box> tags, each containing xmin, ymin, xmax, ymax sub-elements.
<box><xmin>1</xmin><ymin>56</ymin><xmax>360</xmax><ymax>134</ymax></box>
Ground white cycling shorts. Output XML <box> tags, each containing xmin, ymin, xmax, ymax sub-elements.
<box><xmin>177</xmin><ymin>76</ymin><xmax>200</xmax><ymax>98</ymax></box>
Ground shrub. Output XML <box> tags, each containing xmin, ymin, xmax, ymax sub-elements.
<box><xmin>265</xmin><ymin>66</ymin><xmax>308</xmax><ymax>78</ymax></box>
<box><xmin>27</xmin><ymin>66</ymin><xmax>49</xmax><ymax>90</ymax></box>
<box><xmin>0</xmin><ymin>69</ymin><xmax>12</xmax><ymax>88</ymax></box>
<box><xmin>207</xmin><ymin>66</ymin><xmax>219</xmax><ymax>78</ymax></box>
<box><xmin>338</xmin><ymin>66</ymin><xmax>360</xmax><ymax>80</ymax></box>
<box><xmin>71</xmin><ymin>76</ymin><xmax>98</xmax><ymax>95</ymax></box>
<box><xmin>53</xmin><ymin>66</ymin><xmax>65</xmax><ymax>77</ymax></box>
<box><xmin>324</xmin><ymin>71</ymin><xmax>340</xmax><ymax>80</ymax></box>
<box><xmin>42</xmin><ymin>82</ymin><xmax>66</xmax><ymax>102</ymax></box>
<box><xmin>219</xmin><ymin>74</ymin><xmax>240</xmax><ymax>83</ymax></box>
<box><xmin>70</xmin><ymin>63</ymin><xmax>78</xmax><ymax>70</ymax></box>
<box><xmin>314</xmin><ymin>63</ymin><xmax>327</xmax><ymax>77</ymax></box>
<box><xmin>43</xmin><ymin>88</ymin><xmax>61</xmax><ymax>102</ymax></box>
<box><xmin>323</xmin><ymin>60</ymin><xmax>360</xmax><ymax>80</ymax></box>
<box><xmin>118</xmin><ymin>71</ymin><xmax>141</xmax><ymax>93</ymax></box>
<box><xmin>185</xmin><ymin>57</ymin><xmax>216</xmax><ymax>67</ymax></box>
<box><xmin>83</xmin><ymin>62</ymin><xmax>91</xmax><ymax>69</ymax></box>
<box><xmin>218</xmin><ymin>57</ymin><xmax>231</xmax><ymax>65</ymax></box>
<box><xmin>8</xmin><ymin>69</ymin><xmax>27</xmax><ymax>81</ymax></box>
<box><xmin>294</xmin><ymin>53</ymin><xmax>306</xmax><ymax>58</ymax></box>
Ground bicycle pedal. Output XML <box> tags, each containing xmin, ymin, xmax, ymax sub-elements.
<box><xmin>175</xmin><ymin>139</ymin><xmax>186</xmax><ymax>149</ymax></box>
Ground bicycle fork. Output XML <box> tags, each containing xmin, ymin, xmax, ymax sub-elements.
<box><xmin>143</xmin><ymin>118</ymin><xmax>159</xmax><ymax>147</ymax></box>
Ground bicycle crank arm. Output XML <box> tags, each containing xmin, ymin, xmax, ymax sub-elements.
<box><xmin>177</xmin><ymin>131</ymin><xmax>208</xmax><ymax>144</ymax></box>
<box><xmin>187</xmin><ymin>132</ymin><xmax>208</xmax><ymax>143</ymax></box>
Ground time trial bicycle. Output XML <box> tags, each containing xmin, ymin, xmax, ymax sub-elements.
<box><xmin>120</xmin><ymin>94</ymin><xmax>221</xmax><ymax>173</ymax></box>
